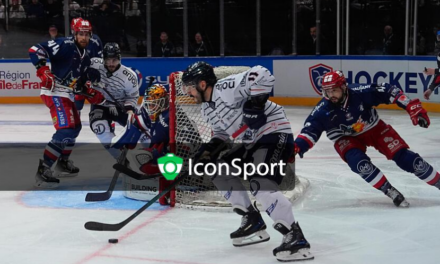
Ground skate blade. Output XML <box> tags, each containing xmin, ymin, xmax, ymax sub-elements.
<box><xmin>34</xmin><ymin>181</ymin><xmax>59</xmax><ymax>189</ymax></box>
<box><xmin>232</xmin><ymin>230</ymin><xmax>270</xmax><ymax>247</ymax></box>
<box><xmin>54</xmin><ymin>171</ymin><xmax>78</xmax><ymax>178</ymax></box>
<box><xmin>276</xmin><ymin>248</ymin><xmax>314</xmax><ymax>262</ymax></box>
<box><xmin>398</xmin><ymin>200</ymin><xmax>410</xmax><ymax>208</ymax></box>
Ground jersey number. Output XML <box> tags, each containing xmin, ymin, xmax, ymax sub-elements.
<box><xmin>48</xmin><ymin>40</ymin><xmax>60</xmax><ymax>55</ymax></box>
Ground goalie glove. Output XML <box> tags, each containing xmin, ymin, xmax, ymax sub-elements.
<box><xmin>36</xmin><ymin>66</ymin><xmax>55</xmax><ymax>91</ymax></box>
<box><xmin>138</xmin><ymin>143</ymin><xmax>166</xmax><ymax>174</ymax></box>
<box><xmin>406</xmin><ymin>98</ymin><xmax>430</xmax><ymax>128</ymax></box>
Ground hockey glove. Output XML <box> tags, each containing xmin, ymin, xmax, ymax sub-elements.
<box><xmin>36</xmin><ymin>66</ymin><xmax>55</xmax><ymax>91</ymax></box>
<box><xmin>125</xmin><ymin>105</ymin><xmax>136</xmax><ymax>129</ymax></box>
<box><xmin>74</xmin><ymin>94</ymin><xmax>86</xmax><ymax>101</ymax></box>
<box><xmin>195</xmin><ymin>138</ymin><xmax>226</xmax><ymax>164</ymax></box>
<box><xmin>406</xmin><ymin>99</ymin><xmax>430</xmax><ymax>128</ymax></box>
<box><xmin>294</xmin><ymin>143</ymin><xmax>304</xmax><ymax>158</ymax></box>
<box><xmin>242</xmin><ymin>100</ymin><xmax>267</xmax><ymax>130</ymax></box>
<box><xmin>133</xmin><ymin>107</ymin><xmax>151</xmax><ymax>132</ymax></box>
<box><xmin>126</xmin><ymin>110</ymin><xmax>135</xmax><ymax>129</ymax></box>
<box><xmin>76</xmin><ymin>81</ymin><xmax>104</xmax><ymax>104</ymax></box>
<box><xmin>86</xmin><ymin>68</ymin><xmax>101</xmax><ymax>84</ymax></box>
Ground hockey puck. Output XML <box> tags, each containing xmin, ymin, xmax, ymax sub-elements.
<box><xmin>108</xmin><ymin>238</ymin><xmax>118</xmax><ymax>244</ymax></box>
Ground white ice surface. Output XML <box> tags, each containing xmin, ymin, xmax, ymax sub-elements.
<box><xmin>1</xmin><ymin>104</ymin><xmax>440</xmax><ymax>264</ymax></box>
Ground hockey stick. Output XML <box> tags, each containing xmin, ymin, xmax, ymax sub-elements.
<box><xmin>93</xmin><ymin>76</ymin><xmax>155</xmax><ymax>112</ymax></box>
<box><xmin>85</xmin><ymin>147</ymin><xmax>128</xmax><ymax>202</ymax></box>
<box><xmin>84</xmin><ymin>124</ymin><xmax>248</xmax><ymax>231</ymax></box>
<box><xmin>113</xmin><ymin>163</ymin><xmax>161</xmax><ymax>180</ymax></box>
<box><xmin>54</xmin><ymin>83</ymin><xmax>94</xmax><ymax>98</ymax></box>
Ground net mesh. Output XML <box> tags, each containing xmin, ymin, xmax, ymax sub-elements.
<box><xmin>169</xmin><ymin>66</ymin><xmax>301</xmax><ymax>210</ymax></box>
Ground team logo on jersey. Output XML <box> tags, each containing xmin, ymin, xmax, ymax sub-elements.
<box><xmin>309</xmin><ymin>63</ymin><xmax>333</xmax><ymax>96</ymax></box>
<box><xmin>357</xmin><ymin>159</ymin><xmax>374</xmax><ymax>176</ymax></box>
<box><xmin>413</xmin><ymin>157</ymin><xmax>429</xmax><ymax>175</ymax></box>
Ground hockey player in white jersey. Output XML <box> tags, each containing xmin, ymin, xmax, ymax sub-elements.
<box><xmin>84</xmin><ymin>42</ymin><xmax>140</xmax><ymax>159</ymax></box>
<box><xmin>181</xmin><ymin>61</ymin><xmax>313</xmax><ymax>262</ymax></box>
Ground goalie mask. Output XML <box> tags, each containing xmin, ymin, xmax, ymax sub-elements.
<box><xmin>143</xmin><ymin>84</ymin><xmax>169</xmax><ymax>121</ymax></box>
<box><xmin>103</xmin><ymin>42</ymin><xmax>121</xmax><ymax>73</ymax></box>
<box><xmin>181</xmin><ymin>61</ymin><xmax>217</xmax><ymax>101</ymax></box>
<box><xmin>321</xmin><ymin>70</ymin><xmax>347</xmax><ymax>104</ymax></box>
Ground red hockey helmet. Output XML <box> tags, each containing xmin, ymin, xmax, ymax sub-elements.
<box><xmin>321</xmin><ymin>70</ymin><xmax>346</xmax><ymax>99</ymax></box>
<box><xmin>70</xmin><ymin>17</ymin><xmax>83</xmax><ymax>34</ymax></box>
<box><xmin>72</xmin><ymin>19</ymin><xmax>92</xmax><ymax>35</ymax></box>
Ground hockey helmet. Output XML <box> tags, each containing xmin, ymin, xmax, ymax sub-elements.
<box><xmin>103</xmin><ymin>42</ymin><xmax>121</xmax><ymax>72</ymax></box>
<box><xmin>181</xmin><ymin>61</ymin><xmax>217</xmax><ymax>93</ymax></box>
<box><xmin>70</xmin><ymin>17</ymin><xmax>83</xmax><ymax>35</ymax></box>
<box><xmin>72</xmin><ymin>19</ymin><xmax>92</xmax><ymax>35</ymax></box>
<box><xmin>103</xmin><ymin>42</ymin><xmax>121</xmax><ymax>61</ymax></box>
<box><xmin>143</xmin><ymin>84</ymin><xmax>169</xmax><ymax>121</ymax></box>
<box><xmin>321</xmin><ymin>70</ymin><xmax>346</xmax><ymax>99</ymax></box>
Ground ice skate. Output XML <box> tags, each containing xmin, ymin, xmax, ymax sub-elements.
<box><xmin>54</xmin><ymin>158</ymin><xmax>79</xmax><ymax>177</ymax></box>
<box><xmin>273</xmin><ymin>221</ymin><xmax>314</xmax><ymax>262</ymax></box>
<box><xmin>385</xmin><ymin>186</ymin><xmax>410</xmax><ymax>207</ymax></box>
<box><xmin>35</xmin><ymin>159</ymin><xmax>60</xmax><ymax>189</ymax></box>
<box><xmin>230</xmin><ymin>205</ymin><xmax>270</xmax><ymax>247</ymax></box>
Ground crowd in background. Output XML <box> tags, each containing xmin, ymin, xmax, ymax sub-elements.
<box><xmin>1</xmin><ymin>0</ymin><xmax>440</xmax><ymax>58</ymax></box>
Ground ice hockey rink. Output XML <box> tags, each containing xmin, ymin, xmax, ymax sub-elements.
<box><xmin>1</xmin><ymin>104</ymin><xmax>440</xmax><ymax>264</ymax></box>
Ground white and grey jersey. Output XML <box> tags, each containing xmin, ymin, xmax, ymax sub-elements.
<box><xmin>90</xmin><ymin>58</ymin><xmax>139</xmax><ymax>109</ymax></box>
<box><xmin>201</xmin><ymin>65</ymin><xmax>292</xmax><ymax>143</ymax></box>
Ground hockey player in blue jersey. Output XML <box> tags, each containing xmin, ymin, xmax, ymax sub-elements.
<box><xmin>29</xmin><ymin>19</ymin><xmax>101</xmax><ymax>188</ymax></box>
<box><xmin>111</xmin><ymin>84</ymin><xmax>170</xmax><ymax>165</ymax></box>
<box><xmin>295</xmin><ymin>70</ymin><xmax>440</xmax><ymax>207</ymax></box>
<box><xmin>111</xmin><ymin>84</ymin><xmax>173</xmax><ymax>204</ymax></box>
<box><xmin>70</xmin><ymin>17</ymin><xmax>104</xmax><ymax>112</ymax></box>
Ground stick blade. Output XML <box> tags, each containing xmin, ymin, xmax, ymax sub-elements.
<box><xmin>84</xmin><ymin>221</ymin><xmax>122</xmax><ymax>232</ymax></box>
<box><xmin>85</xmin><ymin>191</ymin><xmax>111</xmax><ymax>202</ymax></box>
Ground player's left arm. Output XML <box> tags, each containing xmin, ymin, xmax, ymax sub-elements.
<box><xmin>371</xmin><ymin>83</ymin><xmax>430</xmax><ymax>128</ymax></box>
<box><xmin>242</xmin><ymin>66</ymin><xmax>274</xmax><ymax>130</ymax></box>
<box><xmin>122</xmin><ymin>67</ymin><xmax>140</xmax><ymax>113</ymax></box>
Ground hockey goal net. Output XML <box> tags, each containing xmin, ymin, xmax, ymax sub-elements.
<box><xmin>168</xmin><ymin>66</ymin><xmax>309</xmax><ymax>211</ymax></box>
